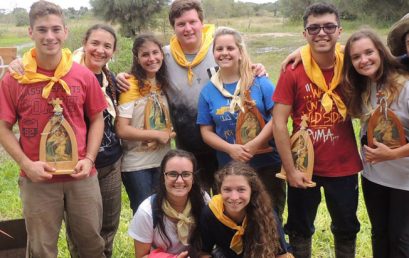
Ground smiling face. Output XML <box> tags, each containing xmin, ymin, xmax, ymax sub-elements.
<box><xmin>173</xmin><ymin>9</ymin><xmax>203</xmax><ymax>53</ymax></box>
<box><xmin>29</xmin><ymin>14</ymin><xmax>67</xmax><ymax>61</ymax></box>
<box><xmin>213</xmin><ymin>34</ymin><xmax>241</xmax><ymax>72</ymax></box>
<box><xmin>164</xmin><ymin>156</ymin><xmax>194</xmax><ymax>201</ymax></box>
<box><xmin>83</xmin><ymin>29</ymin><xmax>115</xmax><ymax>74</ymax></box>
<box><xmin>136</xmin><ymin>40</ymin><xmax>164</xmax><ymax>79</ymax></box>
<box><xmin>220</xmin><ymin>175</ymin><xmax>251</xmax><ymax>221</ymax></box>
<box><xmin>303</xmin><ymin>13</ymin><xmax>341</xmax><ymax>54</ymax></box>
<box><xmin>349</xmin><ymin>37</ymin><xmax>381</xmax><ymax>81</ymax></box>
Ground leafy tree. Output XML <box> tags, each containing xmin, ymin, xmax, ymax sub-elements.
<box><xmin>278</xmin><ymin>0</ymin><xmax>314</xmax><ymax>21</ymax></box>
<box><xmin>78</xmin><ymin>7</ymin><xmax>89</xmax><ymax>16</ymax></box>
<box><xmin>12</xmin><ymin>7</ymin><xmax>29</xmax><ymax>27</ymax></box>
<box><xmin>90</xmin><ymin>0</ymin><xmax>169</xmax><ymax>37</ymax></box>
<box><xmin>278</xmin><ymin>0</ymin><xmax>409</xmax><ymax>25</ymax></box>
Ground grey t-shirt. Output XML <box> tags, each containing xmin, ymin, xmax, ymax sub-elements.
<box><xmin>163</xmin><ymin>45</ymin><xmax>217</xmax><ymax>154</ymax></box>
<box><xmin>361</xmin><ymin>80</ymin><xmax>409</xmax><ymax>190</ymax></box>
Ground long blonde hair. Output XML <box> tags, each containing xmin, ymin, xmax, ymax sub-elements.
<box><xmin>213</xmin><ymin>27</ymin><xmax>254</xmax><ymax>97</ymax></box>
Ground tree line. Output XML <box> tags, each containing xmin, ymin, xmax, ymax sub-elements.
<box><xmin>2</xmin><ymin>0</ymin><xmax>406</xmax><ymax>37</ymax></box>
<box><xmin>0</xmin><ymin>7</ymin><xmax>90</xmax><ymax>26</ymax></box>
<box><xmin>279</xmin><ymin>0</ymin><xmax>409</xmax><ymax>23</ymax></box>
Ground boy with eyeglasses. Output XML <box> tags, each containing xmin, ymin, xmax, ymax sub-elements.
<box><xmin>272</xmin><ymin>2</ymin><xmax>362</xmax><ymax>257</ymax></box>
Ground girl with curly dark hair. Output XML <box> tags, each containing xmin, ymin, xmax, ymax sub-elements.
<box><xmin>198</xmin><ymin>161</ymin><xmax>291</xmax><ymax>258</ymax></box>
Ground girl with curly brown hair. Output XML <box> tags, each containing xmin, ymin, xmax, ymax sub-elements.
<box><xmin>198</xmin><ymin>161</ymin><xmax>291</xmax><ymax>258</ymax></box>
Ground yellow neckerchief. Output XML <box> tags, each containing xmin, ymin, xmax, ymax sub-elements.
<box><xmin>72</xmin><ymin>47</ymin><xmax>116</xmax><ymax>118</ymax></box>
<box><xmin>170</xmin><ymin>24</ymin><xmax>215</xmax><ymax>85</ymax></box>
<box><xmin>162</xmin><ymin>199</ymin><xmax>194</xmax><ymax>246</ymax></box>
<box><xmin>12</xmin><ymin>48</ymin><xmax>73</xmax><ymax>99</ymax></box>
<box><xmin>209</xmin><ymin>194</ymin><xmax>247</xmax><ymax>255</ymax></box>
<box><xmin>210</xmin><ymin>70</ymin><xmax>245</xmax><ymax>113</ymax></box>
<box><xmin>300</xmin><ymin>43</ymin><xmax>347</xmax><ymax>120</ymax></box>
<box><xmin>118</xmin><ymin>75</ymin><xmax>162</xmax><ymax>105</ymax></box>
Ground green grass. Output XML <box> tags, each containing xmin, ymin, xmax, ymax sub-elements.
<box><xmin>0</xmin><ymin>15</ymin><xmax>387</xmax><ymax>257</ymax></box>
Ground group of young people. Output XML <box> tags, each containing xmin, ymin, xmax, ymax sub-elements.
<box><xmin>1</xmin><ymin>0</ymin><xmax>409</xmax><ymax>258</ymax></box>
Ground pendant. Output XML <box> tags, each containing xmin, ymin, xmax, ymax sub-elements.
<box><xmin>367</xmin><ymin>90</ymin><xmax>406</xmax><ymax>148</ymax></box>
<box><xmin>235</xmin><ymin>89</ymin><xmax>272</xmax><ymax>154</ymax></box>
<box><xmin>39</xmin><ymin>98</ymin><xmax>78</xmax><ymax>174</ymax></box>
<box><xmin>276</xmin><ymin>114</ymin><xmax>316</xmax><ymax>187</ymax></box>
<box><xmin>367</xmin><ymin>107</ymin><xmax>406</xmax><ymax>148</ymax></box>
<box><xmin>143</xmin><ymin>94</ymin><xmax>174</xmax><ymax>150</ymax></box>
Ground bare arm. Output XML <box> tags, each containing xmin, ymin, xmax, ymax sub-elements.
<box><xmin>200</xmin><ymin>125</ymin><xmax>252</xmax><ymax>162</ymax></box>
<box><xmin>364</xmin><ymin>138</ymin><xmax>409</xmax><ymax>164</ymax></box>
<box><xmin>280</xmin><ymin>44</ymin><xmax>345</xmax><ymax>73</ymax></box>
<box><xmin>272</xmin><ymin>104</ymin><xmax>311</xmax><ymax>188</ymax></box>
<box><xmin>244</xmin><ymin>119</ymin><xmax>274</xmax><ymax>155</ymax></box>
<box><xmin>134</xmin><ymin>240</ymin><xmax>150</xmax><ymax>258</ymax></box>
<box><xmin>0</xmin><ymin>121</ymin><xmax>54</xmax><ymax>182</ymax></box>
<box><xmin>251</xmin><ymin>63</ymin><xmax>267</xmax><ymax>77</ymax></box>
<box><xmin>280</xmin><ymin>47</ymin><xmax>302</xmax><ymax>73</ymax></box>
<box><xmin>115</xmin><ymin>116</ymin><xmax>175</xmax><ymax>144</ymax></box>
<box><xmin>71</xmin><ymin>111</ymin><xmax>104</xmax><ymax>179</ymax></box>
<box><xmin>116</xmin><ymin>72</ymin><xmax>132</xmax><ymax>92</ymax></box>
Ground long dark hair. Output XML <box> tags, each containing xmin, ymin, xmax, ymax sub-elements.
<box><xmin>215</xmin><ymin>161</ymin><xmax>281</xmax><ymax>257</ymax></box>
<box><xmin>130</xmin><ymin>34</ymin><xmax>169</xmax><ymax>91</ymax></box>
<box><xmin>155</xmin><ymin>149</ymin><xmax>205</xmax><ymax>250</ymax></box>
<box><xmin>342</xmin><ymin>28</ymin><xmax>409</xmax><ymax>118</ymax></box>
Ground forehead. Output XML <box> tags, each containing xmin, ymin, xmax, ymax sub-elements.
<box><xmin>87</xmin><ymin>29</ymin><xmax>115</xmax><ymax>43</ymax></box>
<box><xmin>175</xmin><ymin>9</ymin><xmax>201</xmax><ymax>23</ymax></box>
<box><xmin>165</xmin><ymin>157</ymin><xmax>193</xmax><ymax>171</ymax></box>
<box><xmin>221</xmin><ymin>175</ymin><xmax>250</xmax><ymax>187</ymax></box>
<box><xmin>138</xmin><ymin>41</ymin><xmax>161</xmax><ymax>52</ymax></box>
<box><xmin>31</xmin><ymin>14</ymin><xmax>64</xmax><ymax>28</ymax></box>
<box><xmin>214</xmin><ymin>34</ymin><xmax>236</xmax><ymax>45</ymax></box>
<box><xmin>306</xmin><ymin>13</ymin><xmax>337</xmax><ymax>26</ymax></box>
<box><xmin>350</xmin><ymin>37</ymin><xmax>376</xmax><ymax>53</ymax></box>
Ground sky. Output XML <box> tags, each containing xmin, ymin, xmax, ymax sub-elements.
<box><xmin>0</xmin><ymin>0</ymin><xmax>275</xmax><ymax>12</ymax></box>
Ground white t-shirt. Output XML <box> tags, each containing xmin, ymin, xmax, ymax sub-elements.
<box><xmin>118</xmin><ymin>92</ymin><xmax>171</xmax><ymax>172</ymax></box>
<box><xmin>129</xmin><ymin>196</ymin><xmax>188</xmax><ymax>254</ymax></box>
<box><xmin>129</xmin><ymin>194</ymin><xmax>211</xmax><ymax>254</ymax></box>
<box><xmin>361</xmin><ymin>80</ymin><xmax>409</xmax><ymax>190</ymax></box>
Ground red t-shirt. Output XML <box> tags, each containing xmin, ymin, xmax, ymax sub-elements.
<box><xmin>0</xmin><ymin>62</ymin><xmax>107</xmax><ymax>182</ymax></box>
<box><xmin>273</xmin><ymin>64</ymin><xmax>362</xmax><ymax>177</ymax></box>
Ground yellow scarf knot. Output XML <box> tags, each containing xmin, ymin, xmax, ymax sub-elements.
<box><xmin>209</xmin><ymin>194</ymin><xmax>247</xmax><ymax>255</ymax></box>
<box><xmin>170</xmin><ymin>24</ymin><xmax>215</xmax><ymax>85</ymax></box>
<box><xmin>12</xmin><ymin>48</ymin><xmax>73</xmax><ymax>99</ymax></box>
<box><xmin>162</xmin><ymin>199</ymin><xmax>194</xmax><ymax>246</ymax></box>
<box><xmin>300</xmin><ymin>43</ymin><xmax>347</xmax><ymax>119</ymax></box>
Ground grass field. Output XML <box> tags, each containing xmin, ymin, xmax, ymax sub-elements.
<box><xmin>0</xmin><ymin>15</ymin><xmax>388</xmax><ymax>257</ymax></box>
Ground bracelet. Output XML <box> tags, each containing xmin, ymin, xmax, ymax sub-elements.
<box><xmin>84</xmin><ymin>156</ymin><xmax>95</xmax><ymax>166</ymax></box>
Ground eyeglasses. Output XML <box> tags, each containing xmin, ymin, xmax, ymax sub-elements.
<box><xmin>164</xmin><ymin>171</ymin><xmax>193</xmax><ymax>180</ymax></box>
<box><xmin>305</xmin><ymin>24</ymin><xmax>338</xmax><ymax>35</ymax></box>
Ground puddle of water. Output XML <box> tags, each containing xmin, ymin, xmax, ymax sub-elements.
<box><xmin>255</xmin><ymin>46</ymin><xmax>296</xmax><ymax>54</ymax></box>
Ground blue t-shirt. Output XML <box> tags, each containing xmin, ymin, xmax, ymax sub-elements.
<box><xmin>197</xmin><ymin>76</ymin><xmax>281</xmax><ymax>168</ymax></box>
